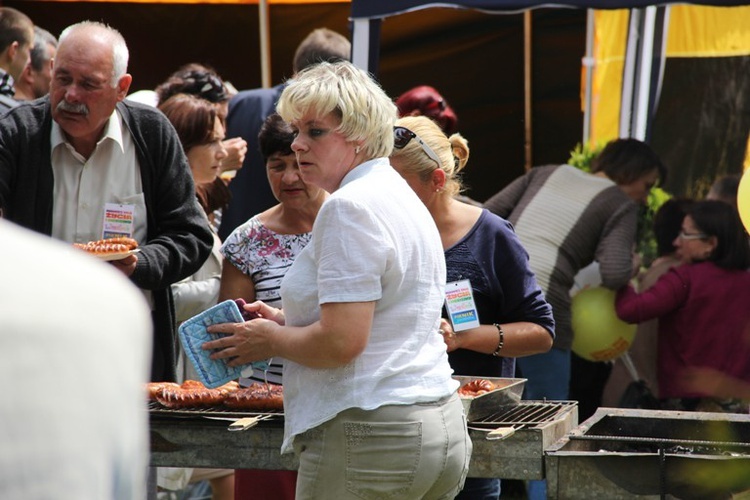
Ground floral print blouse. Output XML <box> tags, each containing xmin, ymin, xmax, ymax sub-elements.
<box><xmin>221</xmin><ymin>215</ymin><xmax>312</xmax><ymax>308</ymax></box>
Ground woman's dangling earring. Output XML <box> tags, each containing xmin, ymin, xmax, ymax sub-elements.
<box><xmin>355</xmin><ymin>146</ymin><xmax>361</xmax><ymax>154</ymax></box>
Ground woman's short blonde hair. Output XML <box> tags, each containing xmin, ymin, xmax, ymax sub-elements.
<box><xmin>276</xmin><ymin>61</ymin><xmax>397</xmax><ymax>159</ymax></box>
<box><xmin>392</xmin><ymin>115</ymin><xmax>470</xmax><ymax>197</ymax></box>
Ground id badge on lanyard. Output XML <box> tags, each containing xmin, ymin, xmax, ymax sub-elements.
<box><xmin>444</xmin><ymin>279</ymin><xmax>480</xmax><ymax>332</ymax></box>
<box><xmin>102</xmin><ymin>202</ymin><xmax>135</xmax><ymax>239</ymax></box>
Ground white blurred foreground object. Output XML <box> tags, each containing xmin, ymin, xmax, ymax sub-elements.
<box><xmin>0</xmin><ymin>220</ymin><xmax>153</xmax><ymax>500</ymax></box>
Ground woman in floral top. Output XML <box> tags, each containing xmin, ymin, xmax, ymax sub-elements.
<box><xmin>222</xmin><ymin>217</ymin><xmax>312</xmax><ymax>308</ymax></box>
<box><xmin>219</xmin><ymin>114</ymin><xmax>327</xmax><ymax>384</ymax></box>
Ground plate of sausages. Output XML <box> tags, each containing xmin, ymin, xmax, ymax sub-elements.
<box><xmin>73</xmin><ymin>237</ymin><xmax>140</xmax><ymax>261</ymax></box>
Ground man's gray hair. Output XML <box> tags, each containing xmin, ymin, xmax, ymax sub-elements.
<box><xmin>59</xmin><ymin>21</ymin><xmax>129</xmax><ymax>88</ymax></box>
<box><xmin>30</xmin><ymin>26</ymin><xmax>57</xmax><ymax>72</ymax></box>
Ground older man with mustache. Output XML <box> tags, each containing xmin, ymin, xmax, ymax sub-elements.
<box><xmin>0</xmin><ymin>21</ymin><xmax>213</xmax><ymax>384</ymax></box>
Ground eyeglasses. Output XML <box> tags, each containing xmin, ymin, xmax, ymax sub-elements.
<box><xmin>393</xmin><ymin>126</ymin><xmax>441</xmax><ymax>167</ymax></box>
<box><xmin>678</xmin><ymin>231</ymin><xmax>708</xmax><ymax>240</ymax></box>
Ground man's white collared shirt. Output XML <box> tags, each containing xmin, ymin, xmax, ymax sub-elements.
<box><xmin>50</xmin><ymin>109</ymin><xmax>147</xmax><ymax>245</ymax></box>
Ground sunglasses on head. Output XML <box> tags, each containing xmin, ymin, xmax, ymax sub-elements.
<box><xmin>185</xmin><ymin>72</ymin><xmax>228</xmax><ymax>103</ymax></box>
<box><xmin>393</xmin><ymin>126</ymin><xmax>441</xmax><ymax>167</ymax></box>
<box><xmin>425</xmin><ymin>98</ymin><xmax>446</xmax><ymax>112</ymax></box>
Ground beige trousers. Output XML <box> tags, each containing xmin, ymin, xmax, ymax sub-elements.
<box><xmin>292</xmin><ymin>393</ymin><xmax>472</xmax><ymax>500</ymax></box>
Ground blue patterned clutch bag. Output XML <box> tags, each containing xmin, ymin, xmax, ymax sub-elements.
<box><xmin>178</xmin><ymin>300</ymin><xmax>268</xmax><ymax>388</ymax></box>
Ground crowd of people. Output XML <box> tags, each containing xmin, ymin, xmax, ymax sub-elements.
<box><xmin>0</xmin><ymin>5</ymin><xmax>748</xmax><ymax>500</ymax></box>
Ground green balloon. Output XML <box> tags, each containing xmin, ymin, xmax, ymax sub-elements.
<box><xmin>571</xmin><ymin>287</ymin><xmax>636</xmax><ymax>361</ymax></box>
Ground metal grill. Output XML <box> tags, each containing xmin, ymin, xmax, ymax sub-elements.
<box><xmin>149</xmin><ymin>399</ymin><xmax>579</xmax><ymax>479</ymax></box>
<box><xmin>545</xmin><ymin>408</ymin><xmax>750</xmax><ymax>499</ymax></box>
<box><xmin>469</xmin><ymin>400</ymin><xmax>577</xmax><ymax>428</ymax></box>
<box><xmin>569</xmin><ymin>432</ymin><xmax>750</xmax><ymax>455</ymax></box>
<box><xmin>149</xmin><ymin>400</ymin><xmax>576</xmax><ymax>426</ymax></box>
<box><xmin>568</xmin><ymin>408</ymin><xmax>750</xmax><ymax>455</ymax></box>
<box><xmin>148</xmin><ymin>401</ymin><xmax>283</xmax><ymax>420</ymax></box>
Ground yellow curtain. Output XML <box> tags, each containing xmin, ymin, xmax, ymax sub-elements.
<box><xmin>668</xmin><ymin>6</ymin><xmax>750</xmax><ymax>57</ymax></box>
<box><xmin>589</xmin><ymin>6</ymin><xmax>750</xmax><ymax>152</ymax></box>
<box><xmin>589</xmin><ymin>9</ymin><xmax>628</xmax><ymax>148</ymax></box>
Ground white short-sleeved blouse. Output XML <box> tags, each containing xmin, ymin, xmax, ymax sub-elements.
<box><xmin>279</xmin><ymin>158</ymin><xmax>458</xmax><ymax>454</ymax></box>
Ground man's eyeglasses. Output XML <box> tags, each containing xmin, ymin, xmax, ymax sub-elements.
<box><xmin>678</xmin><ymin>231</ymin><xmax>708</xmax><ymax>240</ymax></box>
<box><xmin>393</xmin><ymin>126</ymin><xmax>441</xmax><ymax>168</ymax></box>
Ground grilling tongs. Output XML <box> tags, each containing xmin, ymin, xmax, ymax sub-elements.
<box><xmin>228</xmin><ymin>417</ymin><xmax>261</xmax><ymax>431</ymax></box>
<box><xmin>469</xmin><ymin>424</ymin><xmax>522</xmax><ymax>441</ymax></box>
<box><xmin>228</xmin><ymin>414</ymin><xmax>273</xmax><ymax>431</ymax></box>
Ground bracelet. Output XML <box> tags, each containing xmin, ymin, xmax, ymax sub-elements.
<box><xmin>491</xmin><ymin>323</ymin><xmax>504</xmax><ymax>357</ymax></box>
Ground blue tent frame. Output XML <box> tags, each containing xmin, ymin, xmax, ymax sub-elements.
<box><xmin>351</xmin><ymin>0</ymin><xmax>745</xmax><ymax>18</ymax></box>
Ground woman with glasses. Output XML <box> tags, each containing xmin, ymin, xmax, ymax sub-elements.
<box><xmin>615</xmin><ymin>200</ymin><xmax>750</xmax><ymax>412</ymax></box>
<box><xmin>390</xmin><ymin>115</ymin><xmax>555</xmax><ymax>499</ymax></box>
<box><xmin>203</xmin><ymin>61</ymin><xmax>471</xmax><ymax>499</ymax></box>
<box><xmin>603</xmin><ymin>198</ymin><xmax>694</xmax><ymax>407</ymax></box>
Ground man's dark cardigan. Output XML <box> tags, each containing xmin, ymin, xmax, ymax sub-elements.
<box><xmin>0</xmin><ymin>98</ymin><xmax>213</xmax><ymax>381</ymax></box>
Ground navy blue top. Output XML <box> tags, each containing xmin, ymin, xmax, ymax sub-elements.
<box><xmin>445</xmin><ymin>209</ymin><xmax>555</xmax><ymax>378</ymax></box>
<box><xmin>219</xmin><ymin>83</ymin><xmax>286</xmax><ymax>241</ymax></box>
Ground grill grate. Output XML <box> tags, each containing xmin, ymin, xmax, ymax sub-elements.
<box><xmin>469</xmin><ymin>401</ymin><xmax>577</xmax><ymax>427</ymax></box>
<box><xmin>148</xmin><ymin>401</ymin><xmax>283</xmax><ymax>420</ymax></box>
<box><xmin>149</xmin><ymin>400</ymin><xmax>576</xmax><ymax>429</ymax></box>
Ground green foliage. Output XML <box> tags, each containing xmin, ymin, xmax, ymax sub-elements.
<box><xmin>568</xmin><ymin>142</ymin><xmax>672</xmax><ymax>268</ymax></box>
<box><xmin>636</xmin><ymin>186</ymin><xmax>672</xmax><ymax>266</ymax></box>
<box><xmin>567</xmin><ymin>142</ymin><xmax>604</xmax><ymax>173</ymax></box>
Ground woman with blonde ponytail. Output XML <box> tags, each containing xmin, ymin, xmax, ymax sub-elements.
<box><xmin>391</xmin><ymin>115</ymin><xmax>555</xmax><ymax>500</ymax></box>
